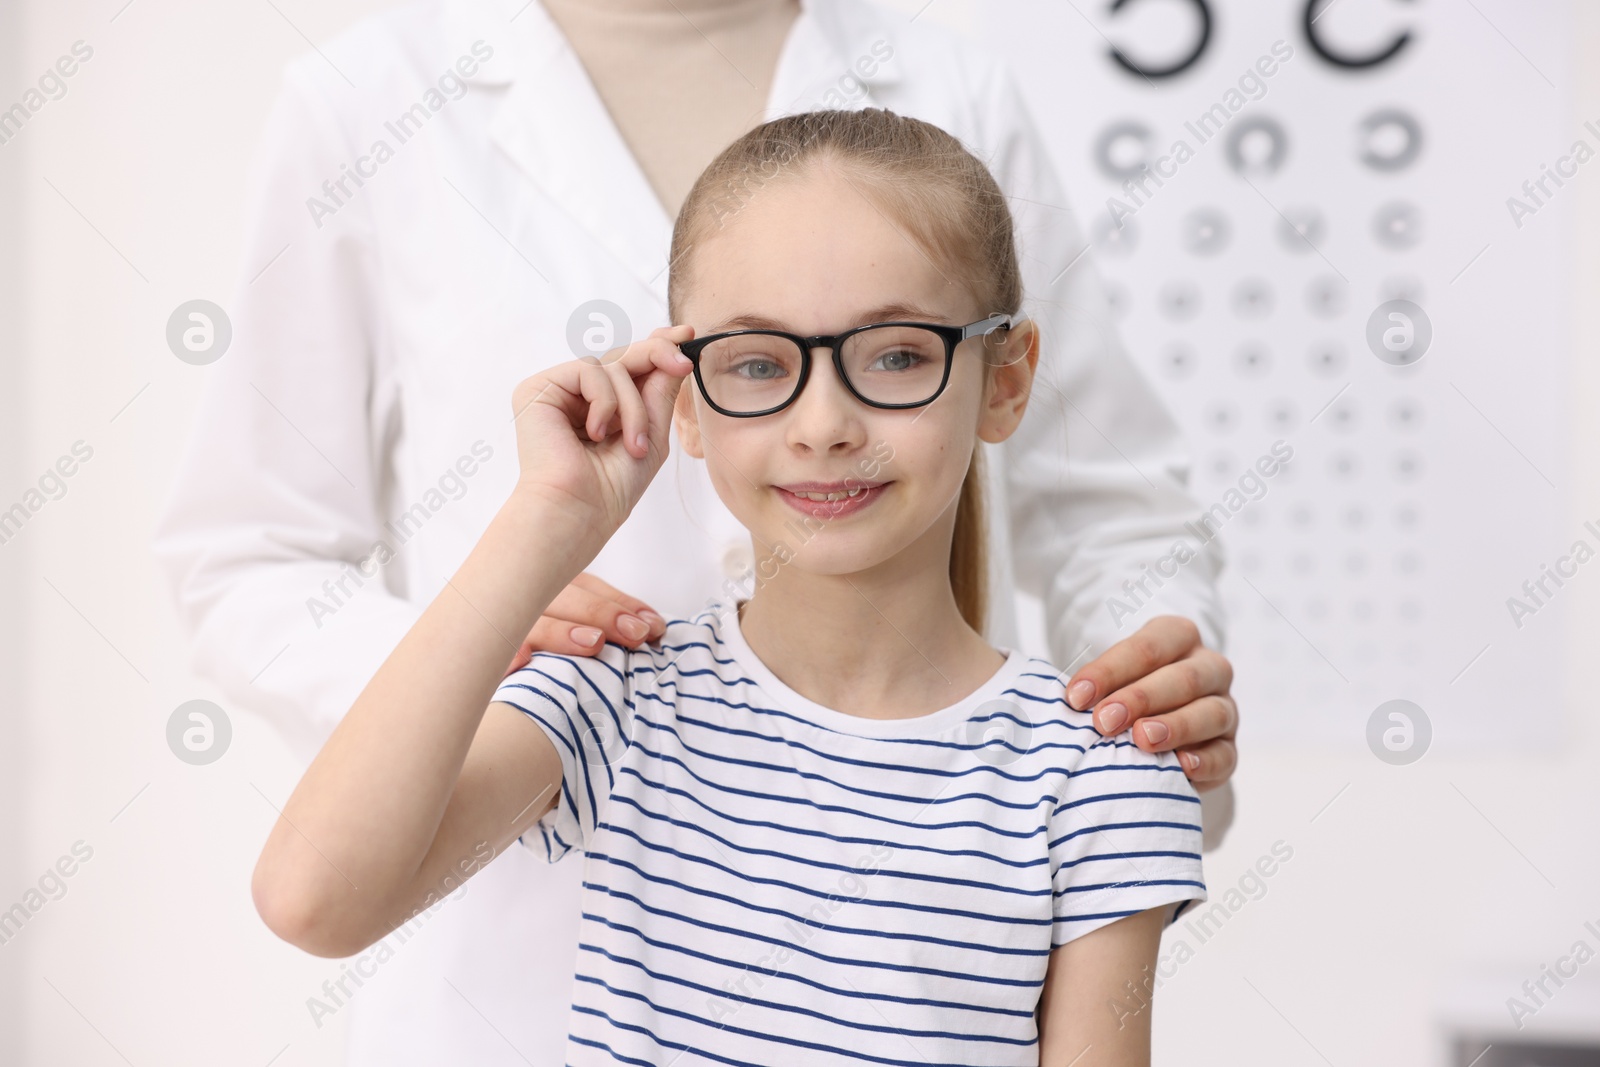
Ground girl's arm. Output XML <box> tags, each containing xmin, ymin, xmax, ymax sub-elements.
<box><xmin>1036</xmin><ymin>905</ymin><xmax>1171</xmax><ymax>1067</ymax></box>
<box><xmin>251</xmin><ymin>327</ymin><xmax>695</xmax><ymax>958</ymax></box>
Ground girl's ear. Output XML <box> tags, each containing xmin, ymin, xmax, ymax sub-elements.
<box><xmin>977</xmin><ymin>318</ymin><xmax>1040</xmax><ymax>444</ymax></box>
<box><xmin>674</xmin><ymin>375</ymin><xmax>706</xmax><ymax>459</ymax></box>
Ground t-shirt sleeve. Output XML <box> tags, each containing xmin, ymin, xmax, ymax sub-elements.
<box><xmin>490</xmin><ymin>641</ymin><xmax>636</xmax><ymax>863</ymax></box>
<box><xmin>1047</xmin><ymin>730</ymin><xmax>1207</xmax><ymax>947</ymax></box>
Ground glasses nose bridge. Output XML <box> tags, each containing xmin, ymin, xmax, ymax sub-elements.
<box><xmin>789</xmin><ymin>334</ymin><xmax>848</xmax><ymax>405</ymax></box>
<box><xmin>800</xmin><ymin>334</ymin><xmax>844</xmax><ymax>368</ymax></box>
<box><xmin>784</xmin><ymin>333</ymin><xmax>864</xmax><ymax>432</ymax></box>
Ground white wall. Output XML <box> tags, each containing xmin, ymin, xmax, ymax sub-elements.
<box><xmin>1</xmin><ymin>1</ymin><xmax>30</xmax><ymax>1063</ymax></box>
<box><xmin>2</xmin><ymin>2</ymin><xmax>1596</xmax><ymax>1065</ymax></box>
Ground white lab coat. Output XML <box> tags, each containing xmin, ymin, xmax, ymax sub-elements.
<box><xmin>152</xmin><ymin>0</ymin><xmax>1230</xmax><ymax>1062</ymax></box>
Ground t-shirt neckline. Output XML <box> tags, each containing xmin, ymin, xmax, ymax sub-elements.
<box><xmin>716</xmin><ymin>598</ymin><xmax>1029</xmax><ymax>739</ymax></box>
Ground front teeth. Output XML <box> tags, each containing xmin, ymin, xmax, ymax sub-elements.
<box><xmin>795</xmin><ymin>488</ymin><xmax>866</xmax><ymax>501</ymax></box>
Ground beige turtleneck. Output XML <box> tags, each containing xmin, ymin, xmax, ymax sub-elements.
<box><xmin>540</xmin><ymin>0</ymin><xmax>802</xmax><ymax>217</ymax></box>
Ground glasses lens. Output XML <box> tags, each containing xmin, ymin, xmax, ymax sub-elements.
<box><xmin>840</xmin><ymin>326</ymin><xmax>949</xmax><ymax>406</ymax></box>
<box><xmin>697</xmin><ymin>333</ymin><xmax>803</xmax><ymax>413</ymax></box>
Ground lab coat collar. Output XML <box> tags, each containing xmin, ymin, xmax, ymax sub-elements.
<box><xmin>440</xmin><ymin>0</ymin><xmax>903</xmax><ymax>294</ymax></box>
<box><xmin>443</xmin><ymin>0</ymin><xmax>904</xmax><ymax>94</ymax></box>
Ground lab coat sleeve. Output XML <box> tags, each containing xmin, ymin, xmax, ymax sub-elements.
<box><xmin>151</xmin><ymin>60</ymin><xmax>417</xmax><ymax>762</ymax></box>
<box><xmin>971</xmin><ymin>66</ymin><xmax>1235</xmax><ymax>849</ymax></box>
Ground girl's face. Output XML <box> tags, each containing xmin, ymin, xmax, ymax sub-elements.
<box><xmin>674</xmin><ymin>163</ymin><xmax>1038</xmax><ymax>584</ymax></box>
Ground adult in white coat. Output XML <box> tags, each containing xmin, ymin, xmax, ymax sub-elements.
<box><xmin>153</xmin><ymin>0</ymin><xmax>1239</xmax><ymax>1063</ymax></box>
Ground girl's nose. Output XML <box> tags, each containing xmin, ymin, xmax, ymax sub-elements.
<box><xmin>785</xmin><ymin>347</ymin><xmax>868</xmax><ymax>454</ymax></box>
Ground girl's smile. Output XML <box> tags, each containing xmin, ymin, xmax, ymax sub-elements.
<box><xmin>774</xmin><ymin>479</ymin><xmax>891</xmax><ymax>520</ymax></box>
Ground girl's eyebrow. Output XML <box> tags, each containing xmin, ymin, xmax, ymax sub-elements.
<box><xmin>715</xmin><ymin>301</ymin><xmax>949</xmax><ymax>333</ymax></box>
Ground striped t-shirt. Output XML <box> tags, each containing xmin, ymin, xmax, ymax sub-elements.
<box><xmin>491</xmin><ymin>599</ymin><xmax>1206</xmax><ymax>1067</ymax></box>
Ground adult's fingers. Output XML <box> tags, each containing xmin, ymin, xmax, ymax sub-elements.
<box><xmin>518</xmin><ymin>615</ymin><xmax>610</xmax><ymax>659</ymax></box>
<box><xmin>1090</xmin><ymin>648</ymin><xmax>1234</xmax><ymax>738</ymax></box>
<box><xmin>1174</xmin><ymin>735</ymin><xmax>1238</xmax><ymax>792</ymax></box>
<box><xmin>547</xmin><ymin>575</ymin><xmax>666</xmax><ymax>646</ymax></box>
<box><xmin>570</xmin><ymin>573</ymin><xmax>668</xmax><ymax>639</ymax></box>
<box><xmin>1114</xmin><ymin>692</ymin><xmax>1237</xmax><ymax>755</ymax></box>
<box><xmin>1065</xmin><ymin>615</ymin><xmax>1202</xmax><ymax>713</ymax></box>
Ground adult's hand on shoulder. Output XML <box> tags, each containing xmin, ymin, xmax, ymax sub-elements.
<box><xmin>1065</xmin><ymin>616</ymin><xmax>1238</xmax><ymax>792</ymax></box>
<box><xmin>504</xmin><ymin>572</ymin><xmax>667</xmax><ymax>674</ymax></box>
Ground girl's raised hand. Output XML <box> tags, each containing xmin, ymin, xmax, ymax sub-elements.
<box><xmin>510</xmin><ymin>325</ymin><xmax>696</xmax><ymax>532</ymax></box>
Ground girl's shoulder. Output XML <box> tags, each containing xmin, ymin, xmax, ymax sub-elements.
<box><xmin>998</xmin><ymin>656</ymin><xmax>1099</xmax><ymax>731</ymax></box>
<box><xmin>621</xmin><ymin>603</ymin><xmax>749</xmax><ymax>692</ymax></box>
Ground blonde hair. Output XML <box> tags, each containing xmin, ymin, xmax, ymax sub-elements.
<box><xmin>669</xmin><ymin>108</ymin><xmax>1023</xmax><ymax>637</ymax></box>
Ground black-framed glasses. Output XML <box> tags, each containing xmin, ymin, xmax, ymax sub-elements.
<box><xmin>678</xmin><ymin>313</ymin><xmax>1013</xmax><ymax>418</ymax></box>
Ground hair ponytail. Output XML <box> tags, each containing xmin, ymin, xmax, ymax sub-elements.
<box><xmin>949</xmin><ymin>446</ymin><xmax>988</xmax><ymax>637</ymax></box>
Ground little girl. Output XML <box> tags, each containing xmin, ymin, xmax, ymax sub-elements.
<box><xmin>254</xmin><ymin>108</ymin><xmax>1206</xmax><ymax>1066</ymax></box>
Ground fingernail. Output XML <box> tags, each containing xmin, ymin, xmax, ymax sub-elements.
<box><xmin>1098</xmin><ymin>702</ymin><xmax>1127</xmax><ymax>733</ymax></box>
<box><xmin>1066</xmin><ymin>679</ymin><xmax>1095</xmax><ymax>710</ymax></box>
<box><xmin>572</xmin><ymin>626</ymin><xmax>603</xmax><ymax>647</ymax></box>
<box><xmin>1142</xmin><ymin>720</ymin><xmax>1169</xmax><ymax>745</ymax></box>
<box><xmin>1181</xmin><ymin>751</ymin><xmax>1200</xmax><ymax>772</ymax></box>
<box><xmin>639</xmin><ymin>609</ymin><xmax>666</xmax><ymax>631</ymax></box>
<box><xmin>618</xmin><ymin>614</ymin><xmax>649</xmax><ymax>641</ymax></box>
<box><xmin>673</xmin><ymin>350</ymin><xmax>692</xmax><ymax>366</ymax></box>
<box><xmin>635</xmin><ymin>432</ymin><xmax>648</xmax><ymax>452</ymax></box>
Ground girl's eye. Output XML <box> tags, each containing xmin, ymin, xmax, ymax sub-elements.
<box><xmin>868</xmin><ymin>349</ymin><xmax>925</xmax><ymax>373</ymax></box>
<box><xmin>734</xmin><ymin>359</ymin><xmax>787</xmax><ymax>380</ymax></box>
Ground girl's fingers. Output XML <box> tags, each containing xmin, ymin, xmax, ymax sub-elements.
<box><xmin>582</xmin><ymin>332</ymin><xmax>696</xmax><ymax>452</ymax></box>
<box><xmin>603</xmin><ymin>357</ymin><xmax>650</xmax><ymax>459</ymax></box>
<box><xmin>579</xmin><ymin>361</ymin><xmax>621</xmax><ymax>443</ymax></box>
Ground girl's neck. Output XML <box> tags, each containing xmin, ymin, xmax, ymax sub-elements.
<box><xmin>736</xmin><ymin>563</ymin><xmax>1005</xmax><ymax>722</ymax></box>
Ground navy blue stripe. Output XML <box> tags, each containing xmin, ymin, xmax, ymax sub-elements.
<box><xmin>604</xmin><ymin>798</ymin><xmax>1054</xmax><ymax>900</ymax></box>
<box><xmin>631</xmin><ymin>713</ymin><xmax>1091</xmax><ymax>802</ymax></box>
<box><xmin>656</xmin><ymin>701</ymin><xmax>1091</xmax><ymax>782</ymax></box>
<box><xmin>496</xmin><ymin>694</ymin><xmax>588</xmax><ymax>845</ymax></box>
<box><xmin>648</xmin><ymin>637</ymin><xmax>742</xmax><ymax>667</ymax></box>
<box><xmin>567</xmin><ymin>1033</ymin><xmax>654</xmax><ymax>1066</ymax></box>
<box><xmin>1070</xmin><ymin>760</ymin><xmax>1190</xmax><ymax>780</ymax></box>
<box><xmin>1050</xmin><ymin>907</ymin><xmax>1145</xmax><ymax>931</ymax></box>
<box><xmin>671</xmin><ymin>702</ymin><xmax>1094</xmax><ymax>761</ymax></box>
<box><xmin>585</xmin><ymin>851</ymin><xmax>1050</xmax><ymax>957</ymax></box>
<box><xmin>592</xmin><ymin>844</ymin><xmax>1047</xmax><ymax>931</ymax></box>
<box><xmin>572</xmin><ymin>973</ymin><xmax>1035</xmax><ymax>1064</ymax></box>
<box><xmin>572</xmin><ymin>964</ymin><xmax>1033</xmax><ymax>1047</ymax></box>
<box><xmin>579</xmin><ymin>894</ymin><xmax>1042</xmax><ymax>990</ymax></box>
<box><xmin>620</xmin><ymin>753</ymin><xmax>1054</xmax><ymax>841</ymax></box>
<box><xmin>631</xmin><ymin>724</ymin><xmax>1073</xmax><ymax>812</ymax></box>
<box><xmin>1047</xmin><ymin>819</ymin><xmax>1204</xmax><ymax>850</ymax></box>
<box><xmin>618</xmin><ymin>765</ymin><xmax>1052</xmax><ymax>870</ymax></box>
<box><xmin>1053</xmin><ymin>849</ymin><xmax>1203</xmax><ymax>880</ymax></box>
<box><xmin>636</xmin><ymin>667</ymin><xmax>1101</xmax><ymax>745</ymax></box>
<box><xmin>575</xmin><ymin>920</ymin><xmax>1035</xmax><ymax>1018</ymax></box>
<box><xmin>1056</xmin><ymin>878</ymin><xmax>1207</xmax><ymax>897</ymax></box>
<box><xmin>1053</xmin><ymin>789</ymin><xmax>1204</xmax><ymax>815</ymax></box>
<box><xmin>519</xmin><ymin>682</ymin><xmax>609</xmax><ymax>832</ymax></box>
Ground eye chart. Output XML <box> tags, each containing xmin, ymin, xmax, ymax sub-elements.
<box><xmin>971</xmin><ymin>0</ymin><xmax>1573</xmax><ymax>749</ymax></box>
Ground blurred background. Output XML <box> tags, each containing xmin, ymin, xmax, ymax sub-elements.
<box><xmin>2</xmin><ymin>0</ymin><xmax>1597</xmax><ymax>1064</ymax></box>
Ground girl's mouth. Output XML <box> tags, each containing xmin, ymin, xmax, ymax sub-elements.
<box><xmin>774</xmin><ymin>482</ymin><xmax>890</xmax><ymax>520</ymax></box>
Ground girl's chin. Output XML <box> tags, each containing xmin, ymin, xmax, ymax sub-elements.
<box><xmin>746</xmin><ymin>531</ymin><xmax>900</xmax><ymax>581</ymax></box>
